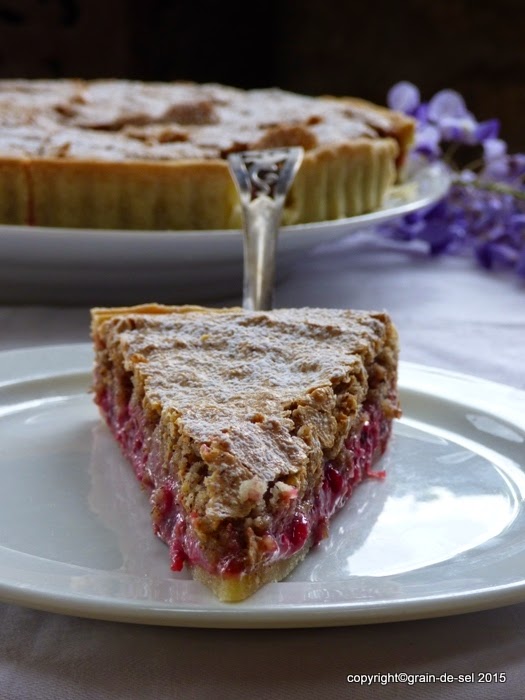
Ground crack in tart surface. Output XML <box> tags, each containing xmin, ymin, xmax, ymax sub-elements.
<box><xmin>0</xmin><ymin>79</ymin><xmax>414</xmax><ymax>229</ymax></box>
<box><xmin>91</xmin><ymin>303</ymin><xmax>401</xmax><ymax>602</ymax></box>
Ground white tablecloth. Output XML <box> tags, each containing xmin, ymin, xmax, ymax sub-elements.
<box><xmin>1</xmin><ymin>239</ymin><xmax>524</xmax><ymax>700</ymax></box>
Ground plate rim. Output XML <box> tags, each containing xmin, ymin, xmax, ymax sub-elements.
<box><xmin>0</xmin><ymin>342</ymin><xmax>524</xmax><ymax>629</ymax></box>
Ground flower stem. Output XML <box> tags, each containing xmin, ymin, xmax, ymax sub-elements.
<box><xmin>453</xmin><ymin>177</ymin><xmax>525</xmax><ymax>201</ymax></box>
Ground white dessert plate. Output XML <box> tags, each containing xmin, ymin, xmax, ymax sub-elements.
<box><xmin>0</xmin><ymin>344</ymin><xmax>524</xmax><ymax>628</ymax></box>
<box><xmin>0</xmin><ymin>162</ymin><xmax>449</xmax><ymax>305</ymax></box>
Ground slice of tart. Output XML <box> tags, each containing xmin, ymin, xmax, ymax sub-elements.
<box><xmin>91</xmin><ymin>304</ymin><xmax>401</xmax><ymax>601</ymax></box>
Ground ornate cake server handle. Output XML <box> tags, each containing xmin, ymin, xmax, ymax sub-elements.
<box><xmin>228</xmin><ymin>147</ymin><xmax>304</xmax><ymax>311</ymax></box>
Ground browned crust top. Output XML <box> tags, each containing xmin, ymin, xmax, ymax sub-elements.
<box><xmin>0</xmin><ymin>79</ymin><xmax>414</xmax><ymax>163</ymax></box>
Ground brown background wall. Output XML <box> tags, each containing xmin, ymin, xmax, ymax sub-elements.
<box><xmin>0</xmin><ymin>0</ymin><xmax>523</xmax><ymax>149</ymax></box>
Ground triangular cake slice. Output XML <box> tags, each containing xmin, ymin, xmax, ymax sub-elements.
<box><xmin>91</xmin><ymin>304</ymin><xmax>401</xmax><ymax>602</ymax></box>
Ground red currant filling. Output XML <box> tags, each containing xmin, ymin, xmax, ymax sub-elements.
<box><xmin>97</xmin><ymin>383</ymin><xmax>391</xmax><ymax>580</ymax></box>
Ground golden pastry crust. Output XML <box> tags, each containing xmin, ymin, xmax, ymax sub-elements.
<box><xmin>91</xmin><ymin>304</ymin><xmax>401</xmax><ymax>601</ymax></box>
<box><xmin>0</xmin><ymin>79</ymin><xmax>414</xmax><ymax>230</ymax></box>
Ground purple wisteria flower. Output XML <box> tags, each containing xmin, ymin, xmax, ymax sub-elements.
<box><xmin>381</xmin><ymin>81</ymin><xmax>525</xmax><ymax>280</ymax></box>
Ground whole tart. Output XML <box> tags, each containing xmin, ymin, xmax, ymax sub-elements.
<box><xmin>91</xmin><ymin>303</ymin><xmax>401</xmax><ymax>602</ymax></box>
<box><xmin>0</xmin><ymin>79</ymin><xmax>414</xmax><ymax>229</ymax></box>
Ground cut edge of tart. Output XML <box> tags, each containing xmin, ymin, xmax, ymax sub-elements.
<box><xmin>91</xmin><ymin>303</ymin><xmax>401</xmax><ymax>602</ymax></box>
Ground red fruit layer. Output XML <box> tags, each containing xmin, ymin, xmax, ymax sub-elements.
<box><xmin>96</xmin><ymin>383</ymin><xmax>391</xmax><ymax>579</ymax></box>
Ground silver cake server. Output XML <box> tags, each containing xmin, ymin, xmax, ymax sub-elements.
<box><xmin>228</xmin><ymin>147</ymin><xmax>304</xmax><ymax>311</ymax></box>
